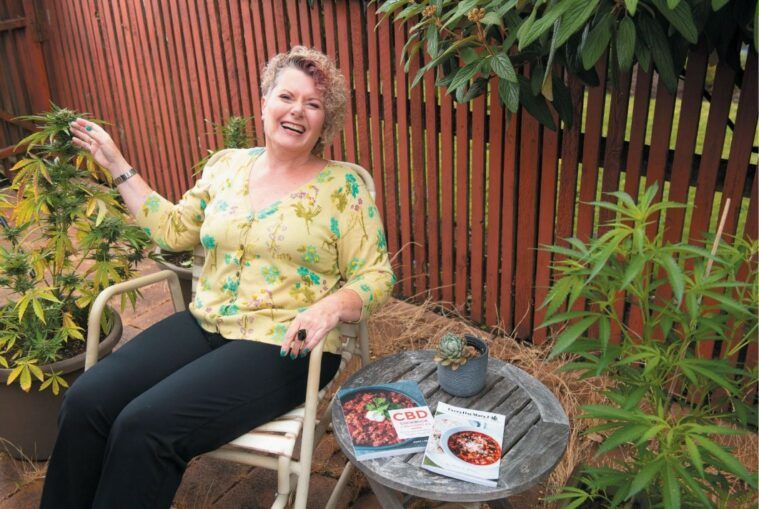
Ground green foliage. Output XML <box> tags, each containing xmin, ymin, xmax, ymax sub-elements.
<box><xmin>541</xmin><ymin>185</ymin><xmax>758</xmax><ymax>506</ymax></box>
<box><xmin>0</xmin><ymin>105</ymin><xmax>151</xmax><ymax>394</ymax></box>
<box><xmin>434</xmin><ymin>331</ymin><xmax>472</xmax><ymax>369</ymax></box>
<box><xmin>380</xmin><ymin>0</ymin><xmax>756</xmax><ymax>129</ymax></box>
<box><xmin>192</xmin><ymin>116</ymin><xmax>253</xmax><ymax>175</ymax></box>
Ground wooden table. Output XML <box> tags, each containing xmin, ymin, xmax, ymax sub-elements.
<box><xmin>326</xmin><ymin>350</ymin><xmax>569</xmax><ymax>509</ymax></box>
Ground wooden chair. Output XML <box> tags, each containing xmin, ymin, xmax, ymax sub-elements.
<box><xmin>84</xmin><ymin>161</ymin><xmax>374</xmax><ymax>509</ymax></box>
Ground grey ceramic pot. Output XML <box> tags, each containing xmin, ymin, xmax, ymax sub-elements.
<box><xmin>436</xmin><ymin>335</ymin><xmax>489</xmax><ymax>397</ymax></box>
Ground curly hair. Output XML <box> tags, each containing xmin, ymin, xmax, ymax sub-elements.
<box><xmin>260</xmin><ymin>46</ymin><xmax>347</xmax><ymax>156</ymax></box>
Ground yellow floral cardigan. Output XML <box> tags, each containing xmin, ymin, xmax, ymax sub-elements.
<box><xmin>136</xmin><ymin>148</ymin><xmax>395</xmax><ymax>354</ymax></box>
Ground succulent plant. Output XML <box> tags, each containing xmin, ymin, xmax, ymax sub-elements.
<box><xmin>434</xmin><ymin>332</ymin><xmax>471</xmax><ymax>370</ymax></box>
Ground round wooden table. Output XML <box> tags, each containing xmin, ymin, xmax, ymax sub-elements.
<box><xmin>327</xmin><ymin>350</ymin><xmax>569</xmax><ymax>509</ymax></box>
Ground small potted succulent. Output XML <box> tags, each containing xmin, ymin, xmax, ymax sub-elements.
<box><xmin>434</xmin><ymin>332</ymin><xmax>489</xmax><ymax>397</ymax></box>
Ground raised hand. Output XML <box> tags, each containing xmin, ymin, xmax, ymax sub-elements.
<box><xmin>69</xmin><ymin>118</ymin><xmax>130</xmax><ymax>176</ymax></box>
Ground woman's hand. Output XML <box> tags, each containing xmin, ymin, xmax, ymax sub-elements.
<box><xmin>69</xmin><ymin>118</ymin><xmax>130</xmax><ymax>176</ymax></box>
<box><xmin>280</xmin><ymin>289</ymin><xmax>362</xmax><ymax>359</ymax></box>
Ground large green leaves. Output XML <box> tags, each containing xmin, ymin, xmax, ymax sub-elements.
<box><xmin>638</xmin><ymin>14</ymin><xmax>678</xmax><ymax>93</ymax></box>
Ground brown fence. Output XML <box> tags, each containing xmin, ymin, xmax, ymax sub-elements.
<box><xmin>1</xmin><ymin>1</ymin><xmax>757</xmax><ymax>359</ymax></box>
<box><xmin>0</xmin><ymin>0</ymin><xmax>50</xmax><ymax>159</ymax></box>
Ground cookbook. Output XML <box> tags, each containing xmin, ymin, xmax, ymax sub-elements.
<box><xmin>336</xmin><ymin>380</ymin><xmax>433</xmax><ymax>460</ymax></box>
<box><xmin>420</xmin><ymin>402</ymin><xmax>506</xmax><ymax>486</ymax></box>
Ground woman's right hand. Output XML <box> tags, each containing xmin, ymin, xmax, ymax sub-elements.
<box><xmin>69</xmin><ymin>118</ymin><xmax>131</xmax><ymax>176</ymax></box>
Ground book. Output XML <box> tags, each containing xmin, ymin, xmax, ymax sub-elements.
<box><xmin>337</xmin><ymin>380</ymin><xmax>433</xmax><ymax>460</ymax></box>
<box><xmin>421</xmin><ymin>402</ymin><xmax>506</xmax><ymax>487</ymax></box>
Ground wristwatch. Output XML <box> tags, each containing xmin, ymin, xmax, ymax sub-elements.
<box><xmin>112</xmin><ymin>168</ymin><xmax>138</xmax><ymax>186</ymax></box>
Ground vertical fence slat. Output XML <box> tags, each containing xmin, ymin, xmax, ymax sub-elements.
<box><xmin>469</xmin><ymin>94</ymin><xmax>486</xmax><ymax>322</ymax></box>
<box><xmin>394</xmin><ymin>20</ymin><xmax>413</xmax><ymax>297</ymax></box>
<box><xmin>484</xmin><ymin>80</ymin><xmax>504</xmax><ymax>326</ymax></box>
<box><xmin>575</xmin><ymin>56</ymin><xmax>608</xmax><ymax>241</ymax></box>
<box><xmin>663</xmin><ymin>45</ymin><xmax>708</xmax><ymax>244</ymax></box>
<box><xmin>365</xmin><ymin>3</ymin><xmax>384</xmax><ymax>217</ymax></box>
<box><xmin>598</xmin><ymin>71</ymin><xmax>632</xmax><ymax>226</ymax></box>
<box><xmin>688</xmin><ymin>59</ymin><xmax>736</xmax><ymax>245</ymax></box>
<box><xmin>532</xmin><ymin>100</ymin><xmax>560</xmax><ymax>344</ymax></box>
<box><xmin>285</xmin><ymin>0</ymin><xmax>300</xmax><ymax>45</ymax></box>
<box><xmin>410</xmin><ymin>52</ymin><xmax>427</xmax><ymax>296</ymax></box>
<box><xmin>514</xmin><ymin>100</ymin><xmax>540</xmax><ymax>339</ymax></box>
<box><xmin>297</xmin><ymin>0</ymin><xmax>312</xmax><ymax>47</ymax></box>
<box><xmin>272</xmin><ymin>0</ymin><xmax>287</xmax><ymax>52</ymax></box>
<box><xmin>498</xmin><ymin>113</ymin><xmax>519</xmax><ymax>330</ymax></box>
<box><xmin>80</xmin><ymin>0</ymin><xmax>116</xmax><ymax>122</ymax></box>
<box><xmin>322</xmin><ymin>0</ymin><xmax>339</xmax><ymax>159</ymax></box>
<box><xmin>624</xmin><ymin>67</ymin><xmax>653</xmax><ymax>199</ymax></box>
<box><xmin>335</xmin><ymin>1</ymin><xmax>356</xmax><ymax>161</ymax></box>
<box><xmin>238</xmin><ymin>0</ymin><xmax>262</xmax><ymax>143</ymax></box>
<box><xmin>454</xmin><ymin>101</ymin><xmax>469</xmax><ymax>311</ymax></box>
<box><xmin>643</xmin><ymin>77</ymin><xmax>677</xmax><ymax>239</ymax></box>
<box><xmin>555</xmin><ymin>75</ymin><xmax>584</xmax><ymax>243</ymax></box>
<box><xmin>349</xmin><ymin>0</ymin><xmax>370</xmax><ymax>170</ymax></box>
<box><xmin>424</xmin><ymin>66</ymin><xmax>440</xmax><ymax>301</ymax></box>
<box><xmin>720</xmin><ymin>53</ymin><xmax>757</xmax><ymax>236</ymax></box>
<box><xmin>309</xmin><ymin>0</ymin><xmax>323</xmax><ymax>51</ymax></box>
<box><xmin>440</xmin><ymin>92</ymin><xmax>454</xmax><ymax>304</ymax></box>
<box><xmin>378</xmin><ymin>14</ymin><xmax>399</xmax><ymax>277</ymax></box>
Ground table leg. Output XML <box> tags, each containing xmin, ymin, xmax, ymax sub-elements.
<box><xmin>325</xmin><ymin>462</ymin><xmax>354</xmax><ymax>509</ymax></box>
<box><xmin>366</xmin><ymin>477</ymin><xmax>406</xmax><ymax>509</ymax></box>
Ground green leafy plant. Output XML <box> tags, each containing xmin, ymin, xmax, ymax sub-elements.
<box><xmin>379</xmin><ymin>0</ymin><xmax>755</xmax><ymax>128</ymax></box>
<box><xmin>0</xmin><ymin>106</ymin><xmax>151</xmax><ymax>394</ymax></box>
<box><xmin>192</xmin><ymin>115</ymin><xmax>253</xmax><ymax>175</ymax></box>
<box><xmin>541</xmin><ymin>185</ymin><xmax>758</xmax><ymax>507</ymax></box>
<box><xmin>434</xmin><ymin>331</ymin><xmax>473</xmax><ymax>369</ymax></box>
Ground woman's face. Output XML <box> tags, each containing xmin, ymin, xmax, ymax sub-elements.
<box><xmin>262</xmin><ymin>67</ymin><xmax>326</xmax><ymax>155</ymax></box>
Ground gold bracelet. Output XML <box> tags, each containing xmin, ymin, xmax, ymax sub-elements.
<box><xmin>112</xmin><ymin>168</ymin><xmax>137</xmax><ymax>186</ymax></box>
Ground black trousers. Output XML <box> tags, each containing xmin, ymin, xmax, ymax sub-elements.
<box><xmin>39</xmin><ymin>311</ymin><xmax>341</xmax><ymax>509</ymax></box>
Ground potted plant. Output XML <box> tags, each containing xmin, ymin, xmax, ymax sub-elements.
<box><xmin>152</xmin><ymin>115</ymin><xmax>253</xmax><ymax>308</ymax></box>
<box><xmin>0</xmin><ymin>106</ymin><xmax>151</xmax><ymax>460</ymax></box>
<box><xmin>542</xmin><ymin>185</ymin><xmax>758</xmax><ymax>507</ymax></box>
<box><xmin>434</xmin><ymin>331</ymin><xmax>489</xmax><ymax>397</ymax></box>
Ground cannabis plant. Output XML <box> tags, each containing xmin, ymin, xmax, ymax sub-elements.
<box><xmin>0</xmin><ymin>106</ymin><xmax>150</xmax><ymax>394</ymax></box>
<box><xmin>191</xmin><ymin>116</ymin><xmax>253</xmax><ymax>175</ymax></box>
<box><xmin>541</xmin><ymin>185</ymin><xmax>757</xmax><ymax>507</ymax></box>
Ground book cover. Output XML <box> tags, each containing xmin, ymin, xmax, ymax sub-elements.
<box><xmin>337</xmin><ymin>380</ymin><xmax>433</xmax><ymax>460</ymax></box>
<box><xmin>421</xmin><ymin>402</ymin><xmax>506</xmax><ymax>487</ymax></box>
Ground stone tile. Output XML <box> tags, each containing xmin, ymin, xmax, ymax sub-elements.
<box><xmin>173</xmin><ymin>456</ymin><xmax>252</xmax><ymax>509</ymax></box>
<box><xmin>211</xmin><ymin>467</ymin><xmax>278</xmax><ymax>509</ymax></box>
<box><xmin>0</xmin><ymin>478</ymin><xmax>43</xmax><ymax>509</ymax></box>
<box><xmin>350</xmin><ymin>491</ymin><xmax>384</xmax><ymax>509</ymax></box>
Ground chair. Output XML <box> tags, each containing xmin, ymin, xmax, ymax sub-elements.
<box><xmin>85</xmin><ymin>161</ymin><xmax>374</xmax><ymax>509</ymax></box>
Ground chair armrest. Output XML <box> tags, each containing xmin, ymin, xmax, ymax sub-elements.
<box><xmin>85</xmin><ymin>269</ymin><xmax>185</xmax><ymax>370</ymax></box>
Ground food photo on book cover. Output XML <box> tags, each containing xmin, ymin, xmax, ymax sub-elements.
<box><xmin>337</xmin><ymin>380</ymin><xmax>433</xmax><ymax>460</ymax></box>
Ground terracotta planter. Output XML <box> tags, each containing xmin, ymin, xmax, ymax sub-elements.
<box><xmin>154</xmin><ymin>248</ymin><xmax>193</xmax><ymax>308</ymax></box>
<box><xmin>0</xmin><ymin>311</ymin><xmax>122</xmax><ymax>460</ymax></box>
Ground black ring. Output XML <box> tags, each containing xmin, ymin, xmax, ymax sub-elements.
<box><xmin>296</xmin><ymin>329</ymin><xmax>307</xmax><ymax>342</ymax></box>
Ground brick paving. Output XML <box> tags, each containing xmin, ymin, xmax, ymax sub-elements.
<box><xmin>0</xmin><ymin>260</ymin><xmax>545</xmax><ymax>508</ymax></box>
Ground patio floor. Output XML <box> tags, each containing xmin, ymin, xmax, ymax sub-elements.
<box><xmin>0</xmin><ymin>259</ymin><xmax>545</xmax><ymax>508</ymax></box>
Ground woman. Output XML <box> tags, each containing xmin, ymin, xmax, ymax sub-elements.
<box><xmin>40</xmin><ymin>46</ymin><xmax>394</xmax><ymax>509</ymax></box>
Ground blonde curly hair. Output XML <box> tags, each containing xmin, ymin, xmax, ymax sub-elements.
<box><xmin>260</xmin><ymin>46</ymin><xmax>347</xmax><ymax>155</ymax></box>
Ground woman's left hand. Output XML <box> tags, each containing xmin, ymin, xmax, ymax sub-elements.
<box><xmin>280</xmin><ymin>301</ymin><xmax>341</xmax><ymax>359</ymax></box>
<box><xmin>280</xmin><ymin>289</ymin><xmax>362</xmax><ymax>359</ymax></box>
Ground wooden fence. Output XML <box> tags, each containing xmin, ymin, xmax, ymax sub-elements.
<box><xmin>1</xmin><ymin>1</ymin><xmax>756</xmax><ymax>362</ymax></box>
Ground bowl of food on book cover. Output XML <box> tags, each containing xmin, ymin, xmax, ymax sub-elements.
<box><xmin>339</xmin><ymin>385</ymin><xmax>423</xmax><ymax>452</ymax></box>
<box><xmin>440</xmin><ymin>426</ymin><xmax>503</xmax><ymax>468</ymax></box>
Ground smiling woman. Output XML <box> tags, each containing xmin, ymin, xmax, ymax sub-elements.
<box><xmin>40</xmin><ymin>47</ymin><xmax>394</xmax><ymax>509</ymax></box>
